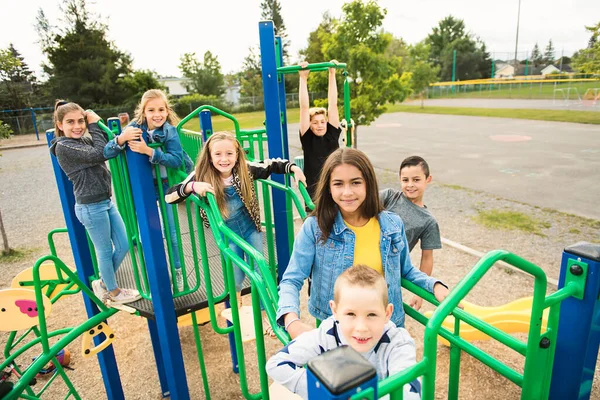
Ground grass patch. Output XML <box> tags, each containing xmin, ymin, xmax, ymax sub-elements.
<box><xmin>386</xmin><ymin>104</ymin><xmax>600</xmax><ymax>125</ymax></box>
<box><xmin>474</xmin><ymin>210</ymin><xmax>551</xmax><ymax>236</ymax></box>
<box><xmin>0</xmin><ymin>247</ymin><xmax>34</xmax><ymax>263</ymax></box>
<box><xmin>569</xmin><ymin>228</ymin><xmax>581</xmax><ymax>234</ymax></box>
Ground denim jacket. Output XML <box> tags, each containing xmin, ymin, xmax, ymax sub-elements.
<box><xmin>277</xmin><ymin>210</ymin><xmax>441</xmax><ymax>328</ymax></box>
<box><xmin>103</xmin><ymin>121</ymin><xmax>194</xmax><ymax>177</ymax></box>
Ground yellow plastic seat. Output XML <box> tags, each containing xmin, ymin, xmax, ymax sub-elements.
<box><xmin>0</xmin><ymin>288</ymin><xmax>52</xmax><ymax>332</ymax></box>
<box><xmin>11</xmin><ymin>261</ymin><xmax>76</xmax><ymax>299</ymax></box>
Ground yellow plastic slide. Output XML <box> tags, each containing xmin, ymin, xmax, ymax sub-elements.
<box><xmin>424</xmin><ymin>296</ymin><xmax>549</xmax><ymax>346</ymax></box>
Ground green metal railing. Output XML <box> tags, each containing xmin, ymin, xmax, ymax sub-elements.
<box><xmin>346</xmin><ymin>249</ymin><xmax>582</xmax><ymax>400</ymax></box>
<box><xmin>2</xmin><ymin>255</ymin><xmax>118</xmax><ymax>400</ymax></box>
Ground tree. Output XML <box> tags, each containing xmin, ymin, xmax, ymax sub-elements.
<box><xmin>299</xmin><ymin>12</ymin><xmax>336</xmax><ymax>63</ymax></box>
<box><xmin>239</xmin><ymin>47</ymin><xmax>263</xmax><ymax>99</ymax></box>
<box><xmin>179</xmin><ymin>51</ymin><xmax>225</xmax><ymax>97</ymax></box>
<box><xmin>531</xmin><ymin>43</ymin><xmax>543</xmax><ymax>67</ymax></box>
<box><xmin>544</xmin><ymin>39</ymin><xmax>556</xmax><ymax>65</ymax></box>
<box><xmin>572</xmin><ymin>22</ymin><xmax>600</xmax><ymax>74</ymax></box>
<box><xmin>0</xmin><ymin>45</ymin><xmax>37</xmax><ymax>109</ymax></box>
<box><xmin>426</xmin><ymin>16</ymin><xmax>492</xmax><ymax>81</ymax></box>
<box><xmin>260</xmin><ymin>0</ymin><xmax>290</xmax><ymax>60</ymax></box>
<box><xmin>408</xmin><ymin>42</ymin><xmax>439</xmax><ymax>108</ymax></box>
<box><xmin>118</xmin><ymin>70</ymin><xmax>165</xmax><ymax>110</ymax></box>
<box><xmin>302</xmin><ymin>0</ymin><xmax>412</xmax><ymax>127</ymax></box>
<box><xmin>36</xmin><ymin>0</ymin><xmax>134</xmax><ymax>106</ymax></box>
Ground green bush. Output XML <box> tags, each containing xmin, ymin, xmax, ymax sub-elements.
<box><xmin>0</xmin><ymin>120</ymin><xmax>13</xmax><ymax>139</ymax></box>
<box><xmin>173</xmin><ymin>94</ymin><xmax>233</xmax><ymax>119</ymax></box>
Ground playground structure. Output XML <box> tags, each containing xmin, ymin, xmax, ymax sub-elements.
<box><xmin>2</xmin><ymin>20</ymin><xmax>600</xmax><ymax>400</ymax></box>
<box><xmin>424</xmin><ymin>297</ymin><xmax>550</xmax><ymax>346</ymax></box>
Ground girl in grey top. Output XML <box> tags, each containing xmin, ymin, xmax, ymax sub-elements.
<box><xmin>50</xmin><ymin>100</ymin><xmax>140</xmax><ymax>305</ymax></box>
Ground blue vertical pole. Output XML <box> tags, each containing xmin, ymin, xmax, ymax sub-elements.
<box><xmin>125</xmin><ymin>140</ymin><xmax>190</xmax><ymax>399</ymax></box>
<box><xmin>259</xmin><ymin>21</ymin><xmax>292</xmax><ymax>281</ymax></box>
<box><xmin>199</xmin><ymin>110</ymin><xmax>212</xmax><ymax>142</ymax></box>
<box><xmin>275</xmin><ymin>36</ymin><xmax>290</xmax><ymax>161</ymax></box>
<box><xmin>31</xmin><ymin>108</ymin><xmax>39</xmax><ymax>140</ymax></box>
<box><xmin>46</xmin><ymin>130</ymin><xmax>125</xmax><ymax>400</ymax></box>
<box><xmin>550</xmin><ymin>242</ymin><xmax>600</xmax><ymax>400</ymax></box>
<box><xmin>147</xmin><ymin>319</ymin><xmax>170</xmax><ymax>395</ymax></box>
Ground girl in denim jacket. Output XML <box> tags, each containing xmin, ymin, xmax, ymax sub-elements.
<box><xmin>165</xmin><ymin>132</ymin><xmax>306</xmax><ymax>336</ymax></box>
<box><xmin>277</xmin><ymin>148</ymin><xmax>452</xmax><ymax>339</ymax></box>
<box><xmin>104</xmin><ymin>89</ymin><xmax>193</xmax><ymax>292</ymax></box>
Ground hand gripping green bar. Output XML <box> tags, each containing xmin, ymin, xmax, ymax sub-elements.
<box><xmin>277</xmin><ymin>62</ymin><xmax>347</xmax><ymax>74</ymax></box>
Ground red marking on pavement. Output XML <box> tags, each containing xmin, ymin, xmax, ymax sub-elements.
<box><xmin>489</xmin><ymin>135</ymin><xmax>532</xmax><ymax>142</ymax></box>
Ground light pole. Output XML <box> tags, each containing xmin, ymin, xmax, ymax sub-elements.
<box><xmin>514</xmin><ymin>0</ymin><xmax>522</xmax><ymax>70</ymax></box>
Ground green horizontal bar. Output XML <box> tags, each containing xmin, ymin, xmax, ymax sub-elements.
<box><xmin>408</xmin><ymin>308</ymin><xmax>524</xmax><ymax>387</ymax></box>
<box><xmin>277</xmin><ymin>62</ymin><xmax>347</xmax><ymax>74</ymax></box>
<box><xmin>543</xmin><ymin>282</ymin><xmax>579</xmax><ymax>308</ymax></box>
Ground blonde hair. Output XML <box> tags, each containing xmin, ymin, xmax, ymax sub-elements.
<box><xmin>53</xmin><ymin>100</ymin><xmax>85</xmax><ymax>137</ymax></box>
<box><xmin>333</xmin><ymin>265</ymin><xmax>388</xmax><ymax>306</ymax></box>
<box><xmin>309</xmin><ymin>107</ymin><xmax>327</xmax><ymax>121</ymax></box>
<box><xmin>195</xmin><ymin>132</ymin><xmax>255</xmax><ymax>218</ymax></box>
<box><xmin>133</xmin><ymin>89</ymin><xmax>180</xmax><ymax>126</ymax></box>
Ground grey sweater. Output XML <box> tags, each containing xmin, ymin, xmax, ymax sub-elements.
<box><xmin>266</xmin><ymin>316</ymin><xmax>422</xmax><ymax>399</ymax></box>
<box><xmin>50</xmin><ymin>123</ymin><xmax>112</xmax><ymax>204</ymax></box>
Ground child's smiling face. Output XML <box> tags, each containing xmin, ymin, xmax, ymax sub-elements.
<box><xmin>57</xmin><ymin>111</ymin><xmax>86</xmax><ymax>139</ymax></box>
<box><xmin>330</xmin><ymin>284</ymin><xmax>393</xmax><ymax>353</ymax></box>
<box><xmin>144</xmin><ymin>98</ymin><xmax>168</xmax><ymax>130</ymax></box>
<box><xmin>210</xmin><ymin>138</ymin><xmax>238</xmax><ymax>178</ymax></box>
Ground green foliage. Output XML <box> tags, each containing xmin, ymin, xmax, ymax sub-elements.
<box><xmin>239</xmin><ymin>47</ymin><xmax>263</xmax><ymax>99</ymax></box>
<box><xmin>544</xmin><ymin>39</ymin><xmax>556</xmax><ymax>65</ymax></box>
<box><xmin>173</xmin><ymin>94</ymin><xmax>233</xmax><ymax>119</ymax></box>
<box><xmin>261</xmin><ymin>0</ymin><xmax>290</xmax><ymax>60</ymax></box>
<box><xmin>0</xmin><ymin>119</ymin><xmax>13</xmax><ymax>139</ymax></box>
<box><xmin>407</xmin><ymin>42</ymin><xmax>439</xmax><ymax>107</ymax></box>
<box><xmin>531</xmin><ymin>43</ymin><xmax>543</xmax><ymax>67</ymax></box>
<box><xmin>0</xmin><ymin>45</ymin><xmax>38</xmax><ymax>109</ymax></box>
<box><xmin>573</xmin><ymin>22</ymin><xmax>600</xmax><ymax>73</ymax></box>
<box><xmin>302</xmin><ymin>0</ymin><xmax>412</xmax><ymax>126</ymax></box>
<box><xmin>118</xmin><ymin>70</ymin><xmax>164</xmax><ymax>109</ymax></box>
<box><xmin>37</xmin><ymin>0</ymin><xmax>134</xmax><ymax>106</ymax></box>
<box><xmin>426</xmin><ymin>16</ymin><xmax>492</xmax><ymax>81</ymax></box>
<box><xmin>179</xmin><ymin>51</ymin><xmax>225</xmax><ymax>97</ymax></box>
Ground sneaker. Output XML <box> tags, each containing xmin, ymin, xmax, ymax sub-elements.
<box><xmin>91</xmin><ymin>280</ymin><xmax>109</xmax><ymax>302</ymax></box>
<box><xmin>175</xmin><ymin>269</ymin><xmax>184</xmax><ymax>292</ymax></box>
<box><xmin>109</xmin><ymin>288</ymin><xmax>141</xmax><ymax>305</ymax></box>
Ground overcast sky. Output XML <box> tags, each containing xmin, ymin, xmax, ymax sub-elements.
<box><xmin>2</xmin><ymin>0</ymin><xmax>598</xmax><ymax>79</ymax></box>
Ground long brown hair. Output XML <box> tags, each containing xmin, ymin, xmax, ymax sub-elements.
<box><xmin>194</xmin><ymin>132</ymin><xmax>254</xmax><ymax>218</ymax></box>
<box><xmin>133</xmin><ymin>89</ymin><xmax>180</xmax><ymax>126</ymax></box>
<box><xmin>313</xmin><ymin>148</ymin><xmax>382</xmax><ymax>241</ymax></box>
<box><xmin>53</xmin><ymin>100</ymin><xmax>85</xmax><ymax>137</ymax></box>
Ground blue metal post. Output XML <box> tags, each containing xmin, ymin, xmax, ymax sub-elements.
<box><xmin>224</xmin><ymin>300</ymin><xmax>240</xmax><ymax>374</ymax></box>
<box><xmin>46</xmin><ymin>130</ymin><xmax>125</xmax><ymax>400</ymax></box>
<box><xmin>31</xmin><ymin>108</ymin><xmax>39</xmax><ymax>140</ymax></box>
<box><xmin>125</xmin><ymin>140</ymin><xmax>190</xmax><ymax>399</ymax></box>
<box><xmin>550</xmin><ymin>242</ymin><xmax>600</xmax><ymax>400</ymax></box>
<box><xmin>147</xmin><ymin>319</ymin><xmax>170</xmax><ymax>396</ymax></box>
<box><xmin>275</xmin><ymin>36</ymin><xmax>290</xmax><ymax>161</ymax></box>
<box><xmin>259</xmin><ymin>20</ymin><xmax>293</xmax><ymax>281</ymax></box>
<box><xmin>200</xmin><ymin>110</ymin><xmax>212</xmax><ymax>142</ymax></box>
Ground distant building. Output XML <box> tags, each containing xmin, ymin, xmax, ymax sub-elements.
<box><xmin>541</xmin><ymin>65</ymin><xmax>561</xmax><ymax>76</ymax></box>
<box><xmin>224</xmin><ymin>84</ymin><xmax>241</xmax><ymax>105</ymax></box>
<box><xmin>158</xmin><ymin>77</ymin><xmax>189</xmax><ymax>98</ymax></box>
<box><xmin>494</xmin><ymin>63</ymin><xmax>514</xmax><ymax>78</ymax></box>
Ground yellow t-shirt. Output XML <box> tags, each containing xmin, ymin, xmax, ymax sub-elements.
<box><xmin>345</xmin><ymin>217</ymin><xmax>383</xmax><ymax>275</ymax></box>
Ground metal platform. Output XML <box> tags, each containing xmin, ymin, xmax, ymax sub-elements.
<box><xmin>114</xmin><ymin>205</ymin><xmax>275</xmax><ymax>320</ymax></box>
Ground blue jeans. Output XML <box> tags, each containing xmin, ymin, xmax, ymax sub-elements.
<box><xmin>75</xmin><ymin>199</ymin><xmax>129</xmax><ymax>291</ymax></box>
<box><xmin>225</xmin><ymin>212</ymin><xmax>263</xmax><ymax>292</ymax></box>
<box><xmin>158</xmin><ymin>182</ymin><xmax>181</xmax><ymax>270</ymax></box>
